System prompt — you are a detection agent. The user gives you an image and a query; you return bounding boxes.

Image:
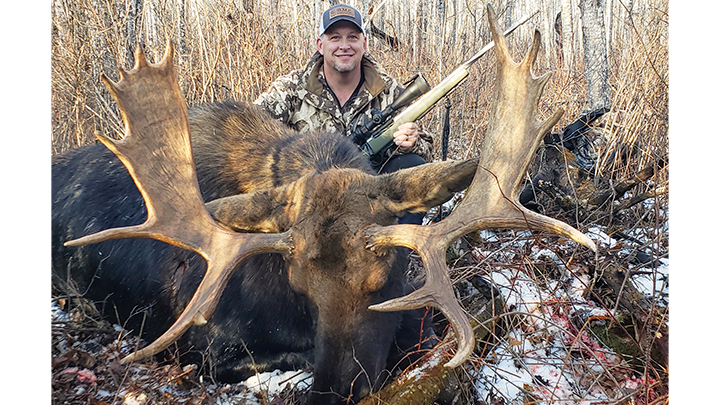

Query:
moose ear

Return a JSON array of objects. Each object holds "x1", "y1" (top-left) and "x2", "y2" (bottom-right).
[
  {"x1": 378, "y1": 158, "x2": 478, "y2": 215},
  {"x1": 205, "y1": 187, "x2": 292, "y2": 233}
]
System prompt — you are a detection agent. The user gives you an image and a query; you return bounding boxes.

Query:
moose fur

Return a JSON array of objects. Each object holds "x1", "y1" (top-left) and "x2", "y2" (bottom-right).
[{"x1": 52, "y1": 100, "x2": 477, "y2": 404}]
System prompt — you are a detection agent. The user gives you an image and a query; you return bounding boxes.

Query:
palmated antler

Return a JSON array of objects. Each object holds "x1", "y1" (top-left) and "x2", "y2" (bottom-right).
[
  {"x1": 366, "y1": 4, "x2": 597, "y2": 368},
  {"x1": 65, "y1": 42, "x2": 292, "y2": 364}
]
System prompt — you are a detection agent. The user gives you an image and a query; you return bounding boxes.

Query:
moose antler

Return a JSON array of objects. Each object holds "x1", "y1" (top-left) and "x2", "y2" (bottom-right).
[
  {"x1": 366, "y1": 4, "x2": 597, "y2": 368},
  {"x1": 65, "y1": 42, "x2": 292, "y2": 364}
]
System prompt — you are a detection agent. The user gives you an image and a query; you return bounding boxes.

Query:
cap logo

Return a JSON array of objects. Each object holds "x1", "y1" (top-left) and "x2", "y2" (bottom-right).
[
  {"x1": 329, "y1": 6, "x2": 355, "y2": 19},
  {"x1": 319, "y1": 4, "x2": 364, "y2": 37}
]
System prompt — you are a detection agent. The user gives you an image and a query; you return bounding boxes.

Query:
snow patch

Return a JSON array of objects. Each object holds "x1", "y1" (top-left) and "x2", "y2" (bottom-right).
[
  {"x1": 214, "y1": 370, "x2": 312, "y2": 405},
  {"x1": 474, "y1": 225, "x2": 667, "y2": 403},
  {"x1": 631, "y1": 257, "x2": 669, "y2": 299},
  {"x1": 586, "y1": 226, "x2": 617, "y2": 248}
]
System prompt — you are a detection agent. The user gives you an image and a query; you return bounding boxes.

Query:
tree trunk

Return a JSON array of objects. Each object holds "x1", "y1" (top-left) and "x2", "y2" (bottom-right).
[
  {"x1": 413, "y1": 0, "x2": 428, "y2": 67},
  {"x1": 176, "y1": 1, "x2": 188, "y2": 73},
  {"x1": 589, "y1": 262, "x2": 668, "y2": 370},
  {"x1": 560, "y1": 0, "x2": 574, "y2": 68},
  {"x1": 356, "y1": 351, "x2": 454, "y2": 405},
  {"x1": 605, "y1": 0, "x2": 613, "y2": 54},
  {"x1": 437, "y1": 0, "x2": 447, "y2": 73},
  {"x1": 450, "y1": 0, "x2": 457, "y2": 51},
  {"x1": 272, "y1": 0, "x2": 282, "y2": 57},
  {"x1": 554, "y1": 11, "x2": 563, "y2": 65},
  {"x1": 357, "y1": 276, "x2": 505, "y2": 405},
  {"x1": 579, "y1": 0, "x2": 611, "y2": 111},
  {"x1": 125, "y1": 0, "x2": 143, "y2": 66},
  {"x1": 539, "y1": 0, "x2": 555, "y2": 66},
  {"x1": 505, "y1": 0, "x2": 514, "y2": 32},
  {"x1": 588, "y1": 163, "x2": 661, "y2": 207}
]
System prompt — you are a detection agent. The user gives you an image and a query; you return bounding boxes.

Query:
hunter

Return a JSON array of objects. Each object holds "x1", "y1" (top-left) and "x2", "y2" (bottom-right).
[{"x1": 254, "y1": 4, "x2": 433, "y2": 186}]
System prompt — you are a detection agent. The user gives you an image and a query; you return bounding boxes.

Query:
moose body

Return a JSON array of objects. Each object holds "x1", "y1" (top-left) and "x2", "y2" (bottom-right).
[{"x1": 52, "y1": 101, "x2": 468, "y2": 402}]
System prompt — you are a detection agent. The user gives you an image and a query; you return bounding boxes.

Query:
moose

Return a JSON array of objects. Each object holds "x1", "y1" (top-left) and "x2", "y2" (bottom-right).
[{"x1": 51, "y1": 6, "x2": 595, "y2": 404}]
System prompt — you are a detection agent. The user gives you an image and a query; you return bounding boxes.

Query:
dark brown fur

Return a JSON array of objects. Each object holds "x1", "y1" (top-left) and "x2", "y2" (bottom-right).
[{"x1": 189, "y1": 101, "x2": 373, "y2": 200}]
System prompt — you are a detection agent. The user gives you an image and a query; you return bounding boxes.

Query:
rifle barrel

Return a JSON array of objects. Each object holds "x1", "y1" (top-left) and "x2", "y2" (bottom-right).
[
  {"x1": 361, "y1": 9, "x2": 540, "y2": 158},
  {"x1": 463, "y1": 9, "x2": 540, "y2": 68}
]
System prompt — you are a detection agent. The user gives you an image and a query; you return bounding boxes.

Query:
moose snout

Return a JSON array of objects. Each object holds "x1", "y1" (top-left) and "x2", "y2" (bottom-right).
[
  {"x1": 307, "y1": 306, "x2": 399, "y2": 404},
  {"x1": 307, "y1": 349, "x2": 380, "y2": 405}
]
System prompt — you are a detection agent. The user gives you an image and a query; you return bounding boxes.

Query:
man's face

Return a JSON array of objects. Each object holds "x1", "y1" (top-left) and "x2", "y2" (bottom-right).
[{"x1": 317, "y1": 21, "x2": 367, "y2": 74}]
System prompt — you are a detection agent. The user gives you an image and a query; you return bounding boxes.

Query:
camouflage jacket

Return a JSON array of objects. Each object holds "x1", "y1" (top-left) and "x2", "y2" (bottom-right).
[{"x1": 254, "y1": 52, "x2": 434, "y2": 161}]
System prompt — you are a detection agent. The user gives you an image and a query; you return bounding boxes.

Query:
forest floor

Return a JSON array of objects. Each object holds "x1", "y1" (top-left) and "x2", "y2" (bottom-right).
[
  {"x1": 51, "y1": 195, "x2": 668, "y2": 405},
  {"x1": 51, "y1": 135, "x2": 669, "y2": 405}
]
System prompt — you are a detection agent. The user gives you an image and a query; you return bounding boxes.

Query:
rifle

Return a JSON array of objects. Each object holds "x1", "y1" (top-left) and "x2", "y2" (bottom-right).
[{"x1": 352, "y1": 9, "x2": 540, "y2": 169}]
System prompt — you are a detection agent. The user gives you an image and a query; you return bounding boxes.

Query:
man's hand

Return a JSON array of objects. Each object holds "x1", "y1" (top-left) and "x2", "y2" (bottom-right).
[{"x1": 392, "y1": 122, "x2": 419, "y2": 152}]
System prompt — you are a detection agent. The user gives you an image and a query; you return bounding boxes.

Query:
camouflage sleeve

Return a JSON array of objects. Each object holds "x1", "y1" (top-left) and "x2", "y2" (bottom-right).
[
  {"x1": 412, "y1": 128, "x2": 435, "y2": 162},
  {"x1": 253, "y1": 70, "x2": 303, "y2": 126}
]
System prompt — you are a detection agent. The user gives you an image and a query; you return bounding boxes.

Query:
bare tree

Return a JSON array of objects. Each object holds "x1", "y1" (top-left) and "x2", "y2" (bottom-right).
[
  {"x1": 271, "y1": 0, "x2": 282, "y2": 57},
  {"x1": 437, "y1": 0, "x2": 447, "y2": 72},
  {"x1": 560, "y1": 0, "x2": 575, "y2": 68},
  {"x1": 176, "y1": 0, "x2": 188, "y2": 74},
  {"x1": 605, "y1": 0, "x2": 613, "y2": 52},
  {"x1": 538, "y1": 0, "x2": 556, "y2": 66},
  {"x1": 414, "y1": 0, "x2": 428, "y2": 66},
  {"x1": 125, "y1": 0, "x2": 143, "y2": 65},
  {"x1": 579, "y1": 0, "x2": 611, "y2": 111},
  {"x1": 505, "y1": 0, "x2": 514, "y2": 29},
  {"x1": 449, "y1": 0, "x2": 458, "y2": 51}
]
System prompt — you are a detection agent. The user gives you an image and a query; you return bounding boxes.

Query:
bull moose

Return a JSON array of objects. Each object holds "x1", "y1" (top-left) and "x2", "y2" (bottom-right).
[{"x1": 51, "y1": 6, "x2": 596, "y2": 404}]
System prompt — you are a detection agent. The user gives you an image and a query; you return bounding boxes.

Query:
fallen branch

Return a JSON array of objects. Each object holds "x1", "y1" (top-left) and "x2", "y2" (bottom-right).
[
  {"x1": 358, "y1": 350, "x2": 455, "y2": 405},
  {"x1": 589, "y1": 262, "x2": 668, "y2": 370},
  {"x1": 614, "y1": 186, "x2": 667, "y2": 212},
  {"x1": 588, "y1": 162, "x2": 664, "y2": 207}
]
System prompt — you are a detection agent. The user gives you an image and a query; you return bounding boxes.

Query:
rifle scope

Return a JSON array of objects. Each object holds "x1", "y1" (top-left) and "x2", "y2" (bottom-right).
[{"x1": 350, "y1": 74, "x2": 430, "y2": 145}]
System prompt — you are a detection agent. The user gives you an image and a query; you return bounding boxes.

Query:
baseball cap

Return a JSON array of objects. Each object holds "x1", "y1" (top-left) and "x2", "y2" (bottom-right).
[{"x1": 318, "y1": 4, "x2": 365, "y2": 37}]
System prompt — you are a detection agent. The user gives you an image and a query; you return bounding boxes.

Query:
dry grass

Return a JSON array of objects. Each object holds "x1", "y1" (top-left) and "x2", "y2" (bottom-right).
[{"x1": 52, "y1": 0, "x2": 668, "y2": 178}]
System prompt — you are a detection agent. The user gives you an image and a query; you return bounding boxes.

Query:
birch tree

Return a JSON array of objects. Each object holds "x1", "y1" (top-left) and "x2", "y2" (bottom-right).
[
  {"x1": 605, "y1": 0, "x2": 613, "y2": 52},
  {"x1": 414, "y1": 0, "x2": 428, "y2": 66},
  {"x1": 505, "y1": 0, "x2": 514, "y2": 30},
  {"x1": 177, "y1": 1, "x2": 188, "y2": 73},
  {"x1": 125, "y1": 0, "x2": 143, "y2": 65},
  {"x1": 437, "y1": 0, "x2": 447, "y2": 72},
  {"x1": 272, "y1": 0, "x2": 282, "y2": 57},
  {"x1": 539, "y1": 0, "x2": 556, "y2": 66},
  {"x1": 579, "y1": 0, "x2": 611, "y2": 111},
  {"x1": 560, "y1": 0, "x2": 574, "y2": 68}
]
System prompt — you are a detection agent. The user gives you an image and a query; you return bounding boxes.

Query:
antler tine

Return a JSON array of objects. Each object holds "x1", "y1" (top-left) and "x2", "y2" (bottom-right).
[
  {"x1": 367, "y1": 4, "x2": 596, "y2": 369},
  {"x1": 368, "y1": 225, "x2": 474, "y2": 368},
  {"x1": 65, "y1": 40, "x2": 292, "y2": 364}
]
